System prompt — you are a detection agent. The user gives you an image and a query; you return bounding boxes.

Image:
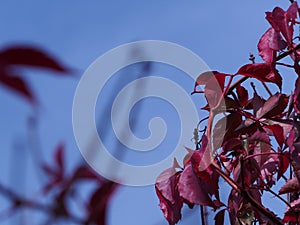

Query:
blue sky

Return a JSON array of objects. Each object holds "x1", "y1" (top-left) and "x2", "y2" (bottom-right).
[{"x1": 0, "y1": 1, "x2": 293, "y2": 225}]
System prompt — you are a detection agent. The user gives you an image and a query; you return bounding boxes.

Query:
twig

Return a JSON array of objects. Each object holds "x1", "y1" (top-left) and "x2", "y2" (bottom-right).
[
  {"x1": 200, "y1": 205, "x2": 206, "y2": 225},
  {"x1": 261, "y1": 82, "x2": 272, "y2": 97}
]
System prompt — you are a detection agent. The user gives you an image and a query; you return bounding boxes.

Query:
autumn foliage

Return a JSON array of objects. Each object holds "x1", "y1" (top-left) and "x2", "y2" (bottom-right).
[
  {"x1": 0, "y1": 46, "x2": 117, "y2": 225},
  {"x1": 156, "y1": 2, "x2": 300, "y2": 225}
]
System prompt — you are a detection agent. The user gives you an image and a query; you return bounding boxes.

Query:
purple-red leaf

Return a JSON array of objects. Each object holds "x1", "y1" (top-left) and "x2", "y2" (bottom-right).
[
  {"x1": 0, "y1": 73, "x2": 35, "y2": 103},
  {"x1": 264, "y1": 124, "x2": 284, "y2": 147},
  {"x1": 213, "y1": 112, "x2": 242, "y2": 151},
  {"x1": 248, "y1": 130, "x2": 270, "y2": 144},
  {"x1": 236, "y1": 84, "x2": 248, "y2": 107},
  {"x1": 0, "y1": 46, "x2": 68, "y2": 72},
  {"x1": 256, "y1": 93, "x2": 288, "y2": 119},
  {"x1": 214, "y1": 209, "x2": 225, "y2": 225},
  {"x1": 266, "y1": 2, "x2": 299, "y2": 46},
  {"x1": 293, "y1": 76, "x2": 300, "y2": 114},
  {"x1": 178, "y1": 163, "x2": 215, "y2": 208},
  {"x1": 258, "y1": 28, "x2": 285, "y2": 64},
  {"x1": 155, "y1": 163, "x2": 183, "y2": 225},
  {"x1": 277, "y1": 152, "x2": 290, "y2": 181},
  {"x1": 194, "y1": 71, "x2": 229, "y2": 108},
  {"x1": 236, "y1": 63, "x2": 282, "y2": 88}
]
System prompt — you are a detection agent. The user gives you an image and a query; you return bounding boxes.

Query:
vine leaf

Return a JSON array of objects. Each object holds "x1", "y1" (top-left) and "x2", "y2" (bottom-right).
[
  {"x1": 236, "y1": 63, "x2": 282, "y2": 88},
  {"x1": 0, "y1": 45, "x2": 69, "y2": 103},
  {"x1": 155, "y1": 162, "x2": 183, "y2": 225}
]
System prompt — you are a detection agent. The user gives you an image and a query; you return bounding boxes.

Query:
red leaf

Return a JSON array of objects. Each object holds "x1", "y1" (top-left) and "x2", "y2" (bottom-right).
[
  {"x1": 293, "y1": 76, "x2": 300, "y2": 114},
  {"x1": 213, "y1": 112, "x2": 242, "y2": 151},
  {"x1": 263, "y1": 124, "x2": 284, "y2": 147},
  {"x1": 251, "y1": 92, "x2": 265, "y2": 116},
  {"x1": 0, "y1": 72, "x2": 35, "y2": 103},
  {"x1": 279, "y1": 177, "x2": 300, "y2": 194},
  {"x1": 248, "y1": 130, "x2": 270, "y2": 144},
  {"x1": 267, "y1": 3, "x2": 299, "y2": 46},
  {"x1": 222, "y1": 138, "x2": 243, "y2": 153},
  {"x1": 178, "y1": 163, "x2": 215, "y2": 208},
  {"x1": 0, "y1": 46, "x2": 68, "y2": 72},
  {"x1": 277, "y1": 152, "x2": 290, "y2": 181},
  {"x1": 256, "y1": 93, "x2": 288, "y2": 119},
  {"x1": 236, "y1": 63, "x2": 282, "y2": 88},
  {"x1": 204, "y1": 73, "x2": 226, "y2": 108},
  {"x1": 195, "y1": 71, "x2": 230, "y2": 87},
  {"x1": 214, "y1": 209, "x2": 225, "y2": 225},
  {"x1": 194, "y1": 71, "x2": 229, "y2": 108},
  {"x1": 258, "y1": 28, "x2": 285, "y2": 64},
  {"x1": 41, "y1": 144, "x2": 65, "y2": 193},
  {"x1": 236, "y1": 84, "x2": 248, "y2": 107},
  {"x1": 155, "y1": 162, "x2": 183, "y2": 225},
  {"x1": 260, "y1": 157, "x2": 277, "y2": 186}
]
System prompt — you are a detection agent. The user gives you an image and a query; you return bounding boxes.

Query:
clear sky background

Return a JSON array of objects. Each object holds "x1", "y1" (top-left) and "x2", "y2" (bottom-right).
[{"x1": 0, "y1": 1, "x2": 294, "y2": 225}]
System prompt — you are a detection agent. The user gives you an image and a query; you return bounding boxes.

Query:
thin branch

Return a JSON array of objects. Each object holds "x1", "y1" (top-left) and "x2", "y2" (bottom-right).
[
  {"x1": 261, "y1": 82, "x2": 272, "y2": 97},
  {"x1": 0, "y1": 183, "x2": 84, "y2": 225},
  {"x1": 276, "y1": 62, "x2": 295, "y2": 68},
  {"x1": 200, "y1": 205, "x2": 206, "y2": 225},
  {"x1": 265, "y1": 187, "x2": 294, "y2": 212},
  {"x1": 211, "y1": 161, "x2": 283, "y2": 225}
]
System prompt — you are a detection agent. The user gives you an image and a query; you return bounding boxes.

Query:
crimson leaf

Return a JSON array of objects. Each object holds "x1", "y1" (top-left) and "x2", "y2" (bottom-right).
[
  {"x1": 155, "y1": 163, "x2": 183, "y2": 225},
  {"x1": 0, "y1": 46, "x2": 68, "y2": 72},
  {"x1": 214, "y1": 209, "x2": 225, "y2": 225},
  {"x1": 178, "y1": 162, "x2": 215, "y2": 208},
  {"x1": 256, "y1": 93, "x2": 288, "y2": 119},
  {"x1": 236, "y1": 63, "x2": 282, "y2": 88},
  {"x1": 0, "y1": 72, "x2": 35, "y2": 103}
]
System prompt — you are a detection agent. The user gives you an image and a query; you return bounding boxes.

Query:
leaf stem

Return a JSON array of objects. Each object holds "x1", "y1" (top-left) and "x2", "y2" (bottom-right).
[{"x1": 200, "y1": 205, "x2": 206, "y2": 225}]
